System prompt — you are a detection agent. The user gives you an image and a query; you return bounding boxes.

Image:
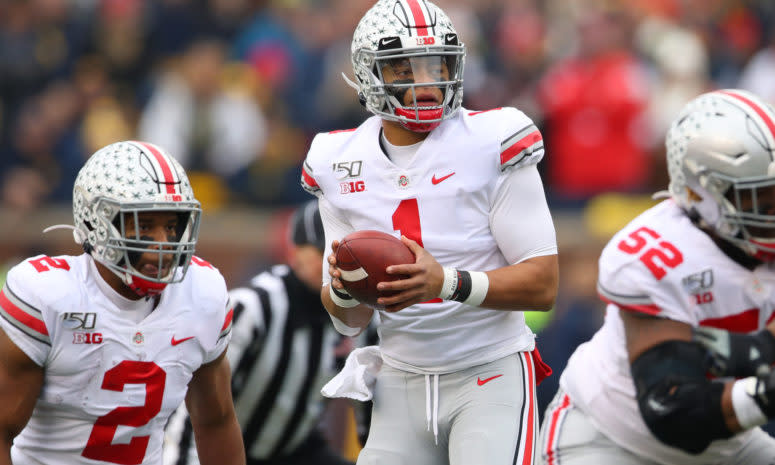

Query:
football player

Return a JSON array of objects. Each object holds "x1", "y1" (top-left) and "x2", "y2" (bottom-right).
[
  {"x1": 300, "y1": 1, "x2": 559, "y2": 464},
  {"x1": 0, "y1": 141, "x2": 245, "y2": 465},
  {"x1": 539, "y1": 89, "x2": 775, "y2": 465}
]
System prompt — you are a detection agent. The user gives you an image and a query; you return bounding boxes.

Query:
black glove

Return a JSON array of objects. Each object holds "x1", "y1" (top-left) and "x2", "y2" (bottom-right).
[
  {"x1": 692, "y1": 326, "x2": 775, "y2": 378},
  {"x1": 747, "y1": 366, "x2": 775, "y2": 418}
]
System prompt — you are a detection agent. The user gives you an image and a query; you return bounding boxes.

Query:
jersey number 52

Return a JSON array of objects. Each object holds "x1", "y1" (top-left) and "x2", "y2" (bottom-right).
[{"x1": 617, "y1": 226, "x2": 683, "y2": 280}]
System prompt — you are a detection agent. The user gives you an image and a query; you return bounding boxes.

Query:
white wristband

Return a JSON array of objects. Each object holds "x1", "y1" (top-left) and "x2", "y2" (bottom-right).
[
  {"x1": 437, "y1": 267, "x2": 489, "y2": 307},
  {"x1": 438, "y1": 267, "x2": 458, "y2": 300},
  {"x1": 328, "y1": 314, "x2": 362, "y2": 336},
  {"x1": 329, "y1": 285, "x2": 360, "y2": 308},
  {"x1": 732, "y1": 377, "x2": 768, "y2": 429},
  {"x1": 466, "y1": 271, "x2": 489, "y2": 306}
]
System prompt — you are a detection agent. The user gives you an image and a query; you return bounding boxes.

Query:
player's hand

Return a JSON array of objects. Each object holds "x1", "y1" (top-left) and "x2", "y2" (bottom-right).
[
  {"x1": 692, "y1": 326, "x2": 775, "y2": 378},
  {"x1": 741, "y1": 366, "x2": 775, "y2": 419},
  {"x1": 376, "y1": 235, "x2": 444, "y2": 312},
  {"x1": 327, "y1": 240, "x2": 346, "y2": 291}
]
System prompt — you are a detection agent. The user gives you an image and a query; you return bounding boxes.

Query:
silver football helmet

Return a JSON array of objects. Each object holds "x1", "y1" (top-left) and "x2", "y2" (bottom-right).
[
  {"x1": 347, "y1": 0, "x2": 465, "y2": 132},
  {"x1": 72, "y1": 141, "x2": 201, "y2": 296},
  {"x1": 667, "y1": 89, "x2": 775, "y2": 261}
]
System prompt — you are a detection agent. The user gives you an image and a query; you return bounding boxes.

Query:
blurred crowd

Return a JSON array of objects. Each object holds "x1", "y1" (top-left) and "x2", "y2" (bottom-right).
[
  {"x1": 4, "y1": 0, "x2": 775, "y2": 212},
  {"x1": 3, "y1": 0, "x2": 775, "y2": 428}
]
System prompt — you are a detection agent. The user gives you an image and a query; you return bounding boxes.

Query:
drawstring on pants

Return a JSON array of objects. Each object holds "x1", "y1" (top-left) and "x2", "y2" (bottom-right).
[{"x1": 424, "y1": 374, "x2": 439, "y2": 445}]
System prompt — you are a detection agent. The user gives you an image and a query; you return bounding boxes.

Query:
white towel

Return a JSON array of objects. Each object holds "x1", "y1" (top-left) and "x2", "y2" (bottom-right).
[{"x1": 321, "y1": 345, "x2": 383, "y2": 401}]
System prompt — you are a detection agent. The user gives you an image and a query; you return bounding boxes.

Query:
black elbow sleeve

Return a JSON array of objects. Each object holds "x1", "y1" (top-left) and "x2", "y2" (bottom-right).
[{"x1": 631, "y1": 340, "x2": 733, "y2": 454}]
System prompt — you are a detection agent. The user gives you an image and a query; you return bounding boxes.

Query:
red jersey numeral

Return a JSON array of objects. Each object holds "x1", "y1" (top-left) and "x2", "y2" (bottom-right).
[
  {"x1": 392, "y1": 198, "x2": 424, "y2": 247},
  {"x1": 392, "y1": 199, "x2": 443, "y2": 303},
  {"x1": 81, "y1": 361, "x2": 166, "y2": 465},
  {"x1": 28, "y1": 256, "x2": 70, "y2": 272},
  {"x1": 616, "y1": 226, "x2": 683, "y2": 280}
]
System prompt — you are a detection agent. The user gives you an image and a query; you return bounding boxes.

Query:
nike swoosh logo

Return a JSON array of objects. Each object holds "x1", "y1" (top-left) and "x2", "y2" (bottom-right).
[
  {"x1": 477, "y1": 374, "x2": 503, "y2": 386},
  {"x1": 432, "y1": 172, "x2": 455, "y2": 185},
  {"x1": 171, "y1": 336, "x2": 195, "y2": 346},
  {"x1": 380, "y1": 37, "x2": 399, "y2": 46}
]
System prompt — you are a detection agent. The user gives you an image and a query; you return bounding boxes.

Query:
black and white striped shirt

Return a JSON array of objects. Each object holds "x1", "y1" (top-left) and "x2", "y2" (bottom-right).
[{"x1": 164, "y1": 264, "x2": 341, "y2": 464}]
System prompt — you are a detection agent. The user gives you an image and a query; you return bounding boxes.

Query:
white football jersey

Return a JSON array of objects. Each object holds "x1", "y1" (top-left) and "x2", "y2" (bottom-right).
[
  {"x1": 302, "y1": 108, "x2": 557, "y2": 373},
  {"x1": 560, "y1": 200, "x2": 775, "y2": 464},
  {"x1": 0, "y1": 254, "x2": 233, "y2": 465}
]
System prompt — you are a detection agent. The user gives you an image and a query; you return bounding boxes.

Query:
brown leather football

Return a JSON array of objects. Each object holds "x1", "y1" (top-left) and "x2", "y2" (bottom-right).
[{"x1": 335, "y1": 230, "x2": 415, "y2": 307}]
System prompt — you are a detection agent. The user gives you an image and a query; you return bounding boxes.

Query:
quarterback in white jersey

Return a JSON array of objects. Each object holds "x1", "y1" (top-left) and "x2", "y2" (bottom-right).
[
  {"x1": 540, "y1": 90, "x2": 775, "y2": 465},
  {"x1": 0, "y1": 141, "x2": 244, "y2": 465},
  {"x1": 302, "y1": 2, "x2": 558, "y2": 465}
]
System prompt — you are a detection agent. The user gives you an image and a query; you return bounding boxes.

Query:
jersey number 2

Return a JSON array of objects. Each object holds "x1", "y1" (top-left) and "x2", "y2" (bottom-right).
[
  {"x1": 82, "y1": 361, "x2": 166, "y2": 465},
  {"x1": 617, "y1": 226, "x2": 683, "y2": 280}
]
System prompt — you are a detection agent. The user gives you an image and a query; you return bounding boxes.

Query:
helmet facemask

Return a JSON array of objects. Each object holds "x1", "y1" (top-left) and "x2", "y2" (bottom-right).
[
  {"x1": 356, "y1": 41, "x2": 465, "y2": 132},
  {"x1": 78, "y1": 193, "x2": 202, "y2": 297},
  {"x1": 716, "y1": 175, "x2": 775, "y2": 260}
]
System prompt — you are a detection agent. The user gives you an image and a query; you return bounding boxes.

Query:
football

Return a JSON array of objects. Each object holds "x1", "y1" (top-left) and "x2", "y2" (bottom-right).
[{"x1": 335, "y1": 230, "x2": 415, "y2": 307}]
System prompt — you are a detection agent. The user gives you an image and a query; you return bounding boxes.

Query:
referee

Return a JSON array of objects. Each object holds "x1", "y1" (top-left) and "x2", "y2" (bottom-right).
[{"x1": 165, "y1": 200, "x2": 354, "y2": 465}]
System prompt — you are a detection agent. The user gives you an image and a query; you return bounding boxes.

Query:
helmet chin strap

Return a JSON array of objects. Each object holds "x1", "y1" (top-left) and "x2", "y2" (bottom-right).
[
  {"x1": 394, "y1": 107, "x2": 443, "y2": 132},
  {"x1": 126, "y1": 272, "x2": 168, "y2": 297}
]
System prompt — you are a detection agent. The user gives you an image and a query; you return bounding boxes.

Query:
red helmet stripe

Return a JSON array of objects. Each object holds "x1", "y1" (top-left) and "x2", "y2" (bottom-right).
[
  {"x1": 404, "y1": 0, "x2": 429, "y2": 36},
  {"x1": 718, "y1": 90, "x2": 775, "y2": 145},
  {"x1": 134, "y1": 141, "x2": 178, "y2": 194}
]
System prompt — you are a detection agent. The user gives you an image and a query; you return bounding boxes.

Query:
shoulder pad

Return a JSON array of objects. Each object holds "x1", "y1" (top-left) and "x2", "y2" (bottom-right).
[
  {"x1": 465, "y1": 107, "x2": 544, "y2": 171},
  {"x1": 0, "y1": 255, "x2": 76, "y2": 345}
]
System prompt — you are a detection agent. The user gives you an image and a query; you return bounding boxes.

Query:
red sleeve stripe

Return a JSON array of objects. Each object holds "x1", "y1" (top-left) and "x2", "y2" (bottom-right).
[
  {"x1": 301, "y1": 163, "x2": 321, "y2": 193},
  {"x1": 0, "y1": 287, "x2": 50, "y2": 345},
  {"x1": 219, "y1": 308, "x2": 234, "y2": 339},
  {"x1": 500, "y1": 125, "x2": 543, "y2": 168},
  {"x1": 598, "y1": 292, "x2": 661, "y2": 316},
  {"x1": 718, "y1": 90, "x2": 775, "y2": 143},
  {"x1": 597, "y1": 282, "x2": 660, "y2": 315}
]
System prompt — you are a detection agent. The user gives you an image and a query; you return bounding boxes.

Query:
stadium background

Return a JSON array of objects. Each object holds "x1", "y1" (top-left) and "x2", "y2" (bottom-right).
[{"x1": 2, "y1": 0, "x2": 775, "y2": 453}]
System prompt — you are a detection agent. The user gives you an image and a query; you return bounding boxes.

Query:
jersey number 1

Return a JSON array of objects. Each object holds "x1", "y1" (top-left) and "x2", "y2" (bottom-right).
[
  {"x1": 82, "y1": 361, "x2": 166, "y2": 465},
  {"x1": 392, "y1": 198, "x2": 423, "y2": 247}
]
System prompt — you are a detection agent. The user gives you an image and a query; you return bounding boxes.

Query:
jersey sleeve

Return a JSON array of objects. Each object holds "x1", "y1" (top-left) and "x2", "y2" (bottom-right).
[
  {"x1": 188, "y1": 260, "x2": 233, "y2": 364},
  {"x1": 0, "y1": 257, "x2": 59, "y2": 366},
  {"x1": 494, "y1": 107, "x2": 545, "y2": 172},
  {"x1": 596, "y1": 229, "x2": 692, "y2": 324},
  {"x1": 490, "y1": 164, "x2": 557, "y2": 264},
  {"x1": 300, "y1": 133, "x2": 328, "y2": 197}
]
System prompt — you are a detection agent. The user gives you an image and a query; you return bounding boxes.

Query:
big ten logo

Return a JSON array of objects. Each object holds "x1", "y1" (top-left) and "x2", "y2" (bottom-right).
[
  {"x1": 416, "y1": 37, "x2": 436, "y2": 45},
  {"x1": 63, "y1": 312, "x2": 97, "y2": 330},
  {"x1": 73, "y1": 332, "x2": 103, "y2": 344},
  {"x1": 694, "y1": 292, "x2": 715, "y2": 305},
  {"x1": 333, "y1": 160, "x2": 363, "y2": 180},
  {"x1": 340, "y1": 181, "x2": 366, "y2": 194}
]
